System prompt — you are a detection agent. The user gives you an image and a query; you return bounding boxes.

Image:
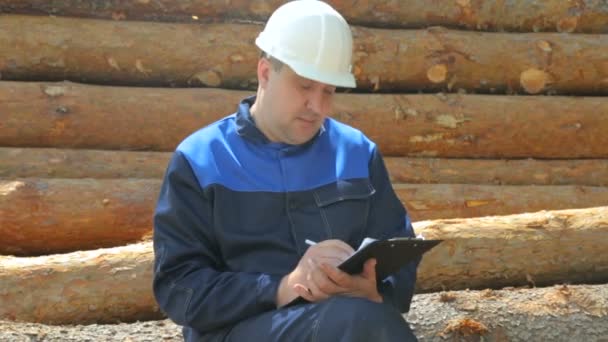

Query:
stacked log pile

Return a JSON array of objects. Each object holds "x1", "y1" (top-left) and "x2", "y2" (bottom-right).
[
  {"x1": 1, "y1": 1, "x2": 607, "y2": 340},
  {"x1": 1, "y1": 206, "x2": 606, "y2": 325}
]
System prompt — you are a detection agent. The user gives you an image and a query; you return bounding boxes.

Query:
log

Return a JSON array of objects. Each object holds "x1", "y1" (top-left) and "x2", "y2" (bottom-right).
[
  {"x1": 0, "y1": 242, "x2": 162, "y2": 324},
  {"x1": 0, "y1": 179, "x2": 158, "y2": 256},
  {"x1": 2, "y1": 16, "x2": 608, "y2": 94},
  {"x1": 0, "y1": 148, "x2": 170, "y2": 179},
  {"x1": 1, "y1": 0, "x2": 607, "y2": 33},
  {"x1": 1, "y1": 207, "x2": 606, "y2": 325},
  {"x1": 395, "y1": 184, "x2": 608, "y2": 221},
  {"x1": 415, "y1": 207, "x2": 608, "y2": 292},
  {"x1": 1, "y1": 286, "x2": 606, "y2": 340},
  {"x1": 2, "y1": 82, "x2": 608, "y2": 158},
  {"x1": 2, "y1": 178, "x2": 608, "y2": 255},
  {"x1": 0, "y1": 82, "x2": 241, "y2": 152},
  {"x1": 346, "y1": 89, "x2": 608, "y2": 157},
  {"x1": 385, "y1": 157, "x2": 608, "y2": 187},
  {"x1": 406, "y1": 284, "x2": 608, "y2": 341},
  {"x1": 3, "y1": 147, "x2": 608, "y2": 187}
]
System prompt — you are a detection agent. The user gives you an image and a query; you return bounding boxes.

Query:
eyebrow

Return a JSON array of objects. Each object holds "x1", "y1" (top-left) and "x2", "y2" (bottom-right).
[{"x1": 292, "y1": 71, "x2": 335, "y2": 91}]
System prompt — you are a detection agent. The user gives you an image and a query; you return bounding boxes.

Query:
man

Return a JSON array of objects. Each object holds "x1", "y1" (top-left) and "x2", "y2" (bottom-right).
[{"x1": 153, "y1": 1, "x2": 419, "y2": 341}]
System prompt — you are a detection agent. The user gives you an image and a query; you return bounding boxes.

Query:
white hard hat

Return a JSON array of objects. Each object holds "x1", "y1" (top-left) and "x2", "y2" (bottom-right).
[{"x1": 255, "y1": 0, "x2": 357, "y2": 88}]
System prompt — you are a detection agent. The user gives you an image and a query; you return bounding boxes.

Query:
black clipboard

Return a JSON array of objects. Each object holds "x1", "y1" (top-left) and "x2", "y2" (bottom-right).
[
  {"x1": 339, "y1": 238, "x2": 442, "y2": 281},
  {"x1": 285, "y1": 237, "x2": 442, "y2": 307}
]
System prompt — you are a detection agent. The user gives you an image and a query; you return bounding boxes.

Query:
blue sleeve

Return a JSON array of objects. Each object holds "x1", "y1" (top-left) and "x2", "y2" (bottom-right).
[
  {"x1": 153, "y1": 151, "x2": 282, "y2": 333},
  {"x1": 366, "y1": 148, "x2": 419, "y2": 313}
]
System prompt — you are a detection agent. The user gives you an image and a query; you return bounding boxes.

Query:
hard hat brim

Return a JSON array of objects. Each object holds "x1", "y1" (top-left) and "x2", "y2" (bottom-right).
[{"x1": 287, "y1": 59, "x2": 357, "y2": 89}]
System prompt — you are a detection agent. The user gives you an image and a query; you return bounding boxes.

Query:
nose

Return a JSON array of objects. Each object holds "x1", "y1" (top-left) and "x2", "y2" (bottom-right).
[{"x1": 305, "y1": 88, "x2": 327, "y2": 115}]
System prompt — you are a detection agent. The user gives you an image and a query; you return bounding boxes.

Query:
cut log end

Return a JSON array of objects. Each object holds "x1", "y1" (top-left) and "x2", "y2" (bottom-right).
[
  {"x1": 189, "y1": 70, "x2": 222, "y2": 87},
  {"x1": 439, "y1": 318, "x2": 489, "y2": 338},
  {"x1": 427, "y1": 64, "x2": 448, "y2": 83},
  {"x1": 557, "y1": 17, "x2": 578, "y2": 33},
  {"x1": 536, "y1": 40, "x2": 552, "y2": 53},
  {"x1": 520, "y1": 68, "x2": 550, "y2": 94}
]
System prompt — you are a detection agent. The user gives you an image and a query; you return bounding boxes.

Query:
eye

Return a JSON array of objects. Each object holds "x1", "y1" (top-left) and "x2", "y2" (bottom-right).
[
  {"x1": 300, "y1": 82, "x2": 312, "y2": 90},
  {"x1": 324, "y1": 87, "x2": 336, "y2": 95}
]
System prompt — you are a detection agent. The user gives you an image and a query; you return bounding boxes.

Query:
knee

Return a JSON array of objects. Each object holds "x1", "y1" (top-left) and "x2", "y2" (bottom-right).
[
  {"x1": 316, "y1": 296, "x2": 416, "y2": 342},
  {"x1": 323, "y1": 296, "x2": 403, "y2": 327}
]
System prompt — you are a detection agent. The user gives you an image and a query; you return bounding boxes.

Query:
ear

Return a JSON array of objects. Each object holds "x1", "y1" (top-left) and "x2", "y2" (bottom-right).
[{"x1": 257, "y1": 58, "x2": 272, "y2": 88}]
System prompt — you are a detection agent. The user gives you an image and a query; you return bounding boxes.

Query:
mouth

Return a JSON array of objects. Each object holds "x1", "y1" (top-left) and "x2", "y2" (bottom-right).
[
  {"x1": 296, "y1": 116, "x2": 318, "y2": 125},
  {"x1": 297, "y1": 118, "x2": 315, "y2": 123}
]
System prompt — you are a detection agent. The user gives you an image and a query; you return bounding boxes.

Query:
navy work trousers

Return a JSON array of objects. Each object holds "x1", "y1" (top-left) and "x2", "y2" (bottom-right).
[{"x1": 189, "y1": 296, "x2": 418, "y2": 342}]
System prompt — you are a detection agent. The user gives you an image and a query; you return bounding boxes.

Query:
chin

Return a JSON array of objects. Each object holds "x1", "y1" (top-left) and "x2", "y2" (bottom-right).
[
  {"x1": 289, "y1": 134, "x2": 315, "y2": 145},
  {"x1": 288, "y1": 126, "x2": 321, "y2": 145}
]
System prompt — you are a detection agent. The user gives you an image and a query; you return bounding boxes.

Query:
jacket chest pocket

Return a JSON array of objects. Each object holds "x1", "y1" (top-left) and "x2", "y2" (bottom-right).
[{"x1": 313, "y1": 179, "x2": 375, "y2": 242}]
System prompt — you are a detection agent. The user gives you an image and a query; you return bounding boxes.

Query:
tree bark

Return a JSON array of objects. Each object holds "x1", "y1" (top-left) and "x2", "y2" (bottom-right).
[
  {"x1": 1, "y1": 207, "x2": 606, "y2": 325},
  {"x1": 385, "y1": 157, "x2": 608, "y2": 187},
  {"x1": 0, "y1": 0, "x2": 607, "y2": 33},
  {"x1": 415, "y1": 207, "x2": 608, "y2": 292},
  {"x1": 3, "y1": 147, "x2": 608, "y2": 187},
  {"x1": 2, "y1": 178, "x2": 607, "y2": 255},
  {"x1": 1, "y1": 16, "x2": 607, "y2": 94},
  {"x1": 396, "y1": 184, "x2": 608, "y2": 221},
  {"x1": 407, "y1": 284, "x2": 608, "y2": 341},
  {"x1": 2, "y1": 81, "x2": 608, "y2": 158},
  {"x1": 0, "y1": 242, "x2": 162, "y2": 324},
  {"x1": 0, "y1": 147, "x2": 171, "y2": 179},
  {"x1": 0, "y1": 179, "x2": 157, "y2": 256}
]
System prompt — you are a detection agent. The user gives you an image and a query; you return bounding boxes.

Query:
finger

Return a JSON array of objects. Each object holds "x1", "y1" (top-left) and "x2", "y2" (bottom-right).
[
  {"x1": 301, "y1": 262, "x2": 334, "y2": 300},
  {"x1": 328, "y1": 243, "x2": 355, "y2": 259},
  {"x1": 310, "y1": 264, "x2": 348, "y2": 295},
  {"x1": 302, "y1": 257, "x2": 323, "y2": 283},
  {"x1": 307, "y1": 280, "x2": 331, "y2": 301},
  {"x1": 311, "y1": 254, "x2": 353, "y2": 270},
  {"x1": 315, "y1": 240, "x2": 355, "y2": 257},
  {"x1": 308, "y1": 248, "x2": 352, "y2": 265},
  {"x1": 319, "y1": 262, "x2": 353, "y2": 288},
  {"x1": 307, "y1": 256, "x2": 343, "y2": 277},
  {"x1": 293, "y1": 283, "x2": 315, "y2": 302},
  {"x1": 361, "y1": 258, "x2": 378, "y2": 281}
]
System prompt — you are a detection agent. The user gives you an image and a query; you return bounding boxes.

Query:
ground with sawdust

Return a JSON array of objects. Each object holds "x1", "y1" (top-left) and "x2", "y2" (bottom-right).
[{"x1": 1, "y1": 284, "x2": 606, "y2": 342}]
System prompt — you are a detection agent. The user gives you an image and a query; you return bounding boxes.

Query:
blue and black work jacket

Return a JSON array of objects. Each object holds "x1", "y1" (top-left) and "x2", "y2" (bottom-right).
[{"x1": 153, "y1": 96, "x2": 418, "y2": 337}]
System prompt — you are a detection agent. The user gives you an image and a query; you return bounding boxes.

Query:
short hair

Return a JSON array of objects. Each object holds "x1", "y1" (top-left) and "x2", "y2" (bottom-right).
[{"x1": 260, "y1": 51, "x2": 284, "y2": 72}]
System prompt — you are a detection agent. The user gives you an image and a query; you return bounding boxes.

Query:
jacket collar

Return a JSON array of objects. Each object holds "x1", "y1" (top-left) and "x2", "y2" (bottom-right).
[{"x1": 235, "y1": 95, "x2": 325, "y2": 150}]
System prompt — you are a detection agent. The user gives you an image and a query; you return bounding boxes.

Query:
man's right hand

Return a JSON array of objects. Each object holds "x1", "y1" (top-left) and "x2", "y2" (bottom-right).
[{"x1": 276, "y1": 239, "x2": 353, "y2": 307}]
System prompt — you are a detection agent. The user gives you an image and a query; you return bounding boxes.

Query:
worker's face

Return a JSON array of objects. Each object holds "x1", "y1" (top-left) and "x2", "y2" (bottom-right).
[{"x1": 255, "y1": 58, "x2": 336, "y2": 145}]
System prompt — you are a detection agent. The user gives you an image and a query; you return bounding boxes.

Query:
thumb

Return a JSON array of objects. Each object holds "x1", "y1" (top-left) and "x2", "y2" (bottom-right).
[{"x1": 361, "y1": 258, "x2": 377, "y2": 280}]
